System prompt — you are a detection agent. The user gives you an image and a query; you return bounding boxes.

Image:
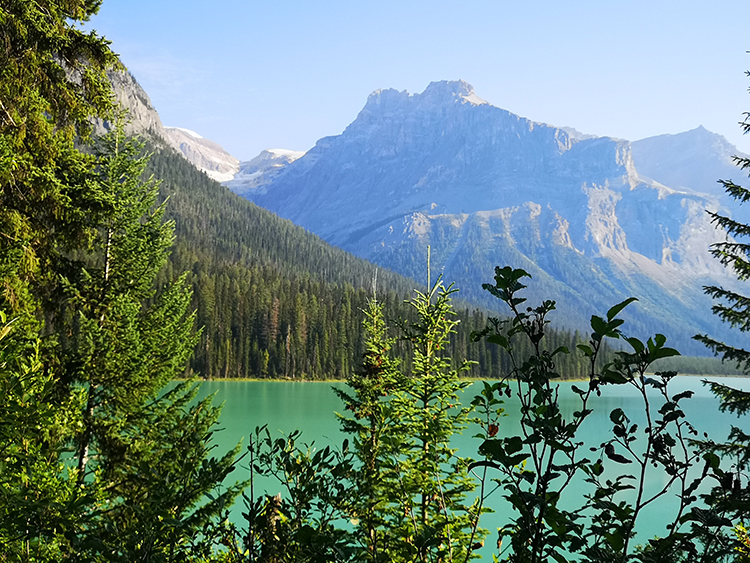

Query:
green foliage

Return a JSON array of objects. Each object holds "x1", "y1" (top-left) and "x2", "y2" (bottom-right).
[
  {"x1": 0, "y1": 310, "x2": 89, "y2": 560},
  {"x1": 0, "y1": 0, "x2": 119, "y2": 328},
  {"x1": 333, "y1": 297, "x2": 400, "y2": 561},
  {"x1": 472, "y1": 266, "x2": 724, "y2": 562},
  {"x1": 61, "y1": 130, "x2": 186, "y2": 482},
  {"x1": 229, "y1": 268, "x2": 743, "y2": 563},
  {"x1": 54, "y1": 129, "x2": 245, "y2": 560},
  {"x1": 231, "y1": 279, "x2": 483, "y2": 563},
  {"x1": 691, "y1": 70, "x2": 750, "y2": 562},
  {"x1": 0, "y1": 117, "x2": 246, "y2": 557},
  {"x1": 381, "y1": 279, "x2": 480, "y2": 563},
  {"x1": 234, "y1": 426, "x2": 355, "y2": 562}
]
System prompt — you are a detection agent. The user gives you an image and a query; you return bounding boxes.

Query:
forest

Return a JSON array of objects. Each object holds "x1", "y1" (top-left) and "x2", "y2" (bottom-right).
[{"x1": 1, "y1": 1, "x2": 749, "y2": 561}]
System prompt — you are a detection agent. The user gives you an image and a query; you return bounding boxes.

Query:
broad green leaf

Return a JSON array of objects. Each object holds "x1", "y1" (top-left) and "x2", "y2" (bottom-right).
[
  {"x1": 606, "y1": 297, "x2": 638, "y2": 321},
  {"x1": 590, "y1": 315, "x2": 607, "y2": 336},
  {"x1": 487, "y1": 333, "x2": 509, "y2": 348}
]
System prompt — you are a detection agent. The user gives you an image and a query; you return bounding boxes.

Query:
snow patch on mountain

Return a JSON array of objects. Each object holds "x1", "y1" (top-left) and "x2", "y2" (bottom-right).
[
  {"x1": 164, "y1": 127, "x2": 239, "y2": 182},
  {"x1": 168, "y1": 126, "x2": 203, "y2": 140},
  {"x1": 223, "y1": 149, "x2": 305, "y2": 196}
]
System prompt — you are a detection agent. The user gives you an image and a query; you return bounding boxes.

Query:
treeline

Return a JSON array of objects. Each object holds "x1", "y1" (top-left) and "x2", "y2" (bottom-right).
[
  {"x1": 149, "y1": 147, "x2": 595, "y2": 380},
  {"x1": 651, "y1": 355, "x2": 746, "y2": 376}
]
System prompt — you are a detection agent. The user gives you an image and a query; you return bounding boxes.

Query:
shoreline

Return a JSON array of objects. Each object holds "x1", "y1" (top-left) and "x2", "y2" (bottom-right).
[{"x1": 181, "y1": 372, "x2": 749, "y2": 384}]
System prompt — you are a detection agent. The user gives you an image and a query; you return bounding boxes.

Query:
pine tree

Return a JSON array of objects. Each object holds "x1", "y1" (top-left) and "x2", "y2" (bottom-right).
[
  {"x1": 692, "y1": 71, "x2": 750, "y2": 559},
  {"x1": 335, "y1": 297, "x2": 401, "y2": 561},
  {"x1": 57, "y1": 129, "x2": 244, "y2": 560},
  {"x1": 384, "y1": 278, "x2": 480, "y2": 563}
]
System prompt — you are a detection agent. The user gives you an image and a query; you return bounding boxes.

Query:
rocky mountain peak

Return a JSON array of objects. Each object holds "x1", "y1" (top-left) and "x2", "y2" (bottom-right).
[
  {"x1": 420, "y1": 79, "x2": 487, "y2": 106},
  {"x1": 231, "y1": 79, "x2": 736, "y2": 351},
  {"x1": 365, "y1": 87, "x2": 410, "y2": 107},
  {"x1": 363, "y1": 80, "x2": 486, "y2": 112}
]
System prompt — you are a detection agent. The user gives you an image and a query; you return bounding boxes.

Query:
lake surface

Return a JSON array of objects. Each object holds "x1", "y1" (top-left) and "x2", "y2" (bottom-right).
[{"x1": 197, "y1": 376, "x2": 749, "y2": 557}]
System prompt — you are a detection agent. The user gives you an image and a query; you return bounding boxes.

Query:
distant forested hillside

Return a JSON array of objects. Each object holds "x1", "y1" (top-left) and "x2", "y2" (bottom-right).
[{"x1": 149, "y1": 146, "x2": 594, "y2": 380}]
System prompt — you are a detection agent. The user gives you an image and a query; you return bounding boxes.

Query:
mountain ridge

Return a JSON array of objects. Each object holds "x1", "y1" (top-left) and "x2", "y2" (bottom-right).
[{"x1": 229, "y1": 80, "x2": 739, "y2": 352}]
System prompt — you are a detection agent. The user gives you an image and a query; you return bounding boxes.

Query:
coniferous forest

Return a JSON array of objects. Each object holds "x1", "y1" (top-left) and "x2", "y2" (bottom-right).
[{"x1": 2, "y1": 1, "x2": 750, "y2": 562}]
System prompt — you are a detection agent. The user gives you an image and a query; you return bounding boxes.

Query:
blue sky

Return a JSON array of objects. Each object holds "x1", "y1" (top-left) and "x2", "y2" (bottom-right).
[{"x1": 89, "y1": 1, "x2": 750, "y2": 160}]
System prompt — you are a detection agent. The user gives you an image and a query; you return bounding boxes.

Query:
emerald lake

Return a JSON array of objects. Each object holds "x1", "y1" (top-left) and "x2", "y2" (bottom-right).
[{"x1": 196, "y1": 376, "x2": 749, "y2": 557}]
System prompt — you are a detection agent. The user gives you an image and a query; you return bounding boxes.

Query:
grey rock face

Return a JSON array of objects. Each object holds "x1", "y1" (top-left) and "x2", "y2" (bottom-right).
[
  {"x1": 241, "y1": 80, "x2": 737, "y2": 351},
  {"x1": 93, "y1": 70, "x2": 170, "y2": 142},
  {"x1": 631, "y1": 126, "x2": 744, "y2": 197},
  {"x1": 98, "y1": 71, "x2": 242, "y2": 183},
  {"x1": 631, "y1": 126, "x2": 750, "y2": 226}
]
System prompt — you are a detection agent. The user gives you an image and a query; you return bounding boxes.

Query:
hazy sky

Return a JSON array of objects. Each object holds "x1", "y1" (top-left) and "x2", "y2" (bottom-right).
[{"x1": 89, "y1": 1, "x2": 750, "y2": 161}]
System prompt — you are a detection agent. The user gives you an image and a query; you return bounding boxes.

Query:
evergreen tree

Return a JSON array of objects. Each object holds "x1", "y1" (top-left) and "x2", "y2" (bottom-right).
[
  {"x1": 693, "y1": 71, "x2": 750, "y2": 560},
  {"x1": 242, "y1": 279, "x2": 483, "y2": 562},
  {"x1": 58, "y1": 129, "x2": 244, "y2": 560},
  {"x1": 0, "y1": 311, "x2": 89, "y2": 559},
  {"x1": 0, "y1": 1, "x2": 114, "y2": 557},
  {"x1": 145, "y1": 146, "x2": 600, "y2": 383},
  {"x1": 382, "y1": 279, "x2": 480, "y2": 563},
  {"x1": 335, "y1": 297, "x2": 401, "y2": 561},
  {"x1": 0, "y1": 0, "x2": 118, "y2": 329}
]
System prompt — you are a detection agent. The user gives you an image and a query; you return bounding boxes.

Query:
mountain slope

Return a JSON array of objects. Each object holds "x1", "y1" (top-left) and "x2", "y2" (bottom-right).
[
  {"x1": 95, "y1": 70, "x2": 170, "y2": 141},
  {"x1": 631, "y1": 127, "x2": 750, "y2": 229},
  {"x1": 100, "y1": 71, "x2": 241, "y2": 183},
  {"x1": 238, "y1": 80, "x2": 736, "y2": 352},
  {"x1": 631, "y1": 126, "x2": 745, "y2": 198},
  {"x1": 164, "y1": 126, "x2": 240, "y2": 182},
  {"x1": 149, "y1": 140, "x2": 598, "y2": 379},
  {"x1": 224, "y1": 149, "x2": 305, "y2": 196}
]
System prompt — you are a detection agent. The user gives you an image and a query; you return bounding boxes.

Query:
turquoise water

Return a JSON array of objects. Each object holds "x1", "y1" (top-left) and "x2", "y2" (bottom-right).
[{"x1": 197, "y1": 376, "x2": 749, "y2": 557}]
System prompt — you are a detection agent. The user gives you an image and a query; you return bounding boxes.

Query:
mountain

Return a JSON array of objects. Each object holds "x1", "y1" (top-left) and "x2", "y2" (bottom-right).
[
  {"x1": 235, "y1": 80, "x2": 737, "y2": 352},
  {"x1": 149, "y1": 143, "x2": 594, "y2": 380},
  {"x1": 100, "y1": 70, "x2": 593, "y2": 380},
  {"x1": 95, "y1": 70, "x2": 170, "y2": 141},
  {"x1": 224, "y1": 149, "x2": 305, "y2": 196},
  {"x1": 631, "y1": 127, "x2": 750, "y2": 223},
  {"x1": 631, "y1": 126, "x2": 744, "y2": 197},
  {"x1": 164, "y1": 127, "x2": 240, "y2": 182},
  {"x1": 98, "y1": 71, "x2": 241, "y2": 183}
]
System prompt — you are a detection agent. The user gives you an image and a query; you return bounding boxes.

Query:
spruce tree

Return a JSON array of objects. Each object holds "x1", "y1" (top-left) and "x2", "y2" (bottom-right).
[
  {"x1": 0, "y1": 311, "x2": 89, "y2": 559},
  {"x1": 58, "y1": 129, "x2": 244, "y2": 560},
  {"x1": 0, "y1": 1, "x2": 114, "y2": 557},
  {"x1": 0, "y1": 0, "x2": 118, "y2": 328},
  {"x1": 693, "y1": 71, "x2": 750, "y2": 559},
  {"x1": 335, "y1": 296, "x2": 401, "y2": 561},
  {"x1": 383, "y1": 278, "x2": 480, "y2": 563}
]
